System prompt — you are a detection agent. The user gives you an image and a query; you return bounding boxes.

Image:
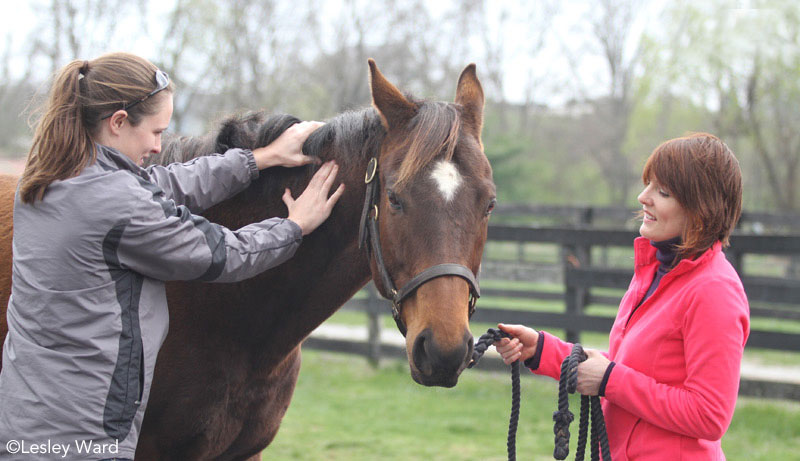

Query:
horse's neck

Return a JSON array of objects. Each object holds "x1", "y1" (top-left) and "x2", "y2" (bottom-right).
[
  {"x1": 271, "y1": 138, "x2": 379, "y2": 345},
  {"x1": 227, "y1": 124, "x2": 381, "y2": 360}
]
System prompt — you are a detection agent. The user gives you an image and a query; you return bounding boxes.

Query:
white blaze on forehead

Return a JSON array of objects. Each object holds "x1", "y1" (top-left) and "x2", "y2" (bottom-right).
[{"x1": 429, "y1": 160, "x2": 462, "y2": 202}]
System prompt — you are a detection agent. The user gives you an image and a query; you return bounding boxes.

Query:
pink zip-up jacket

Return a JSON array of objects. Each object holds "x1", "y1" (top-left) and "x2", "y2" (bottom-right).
[{"x1": 532, "y1": 237, "x2": 749, "y2": 460}]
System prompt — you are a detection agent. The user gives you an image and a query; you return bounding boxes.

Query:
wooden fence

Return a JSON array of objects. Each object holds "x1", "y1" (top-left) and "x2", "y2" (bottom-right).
[{"x1": 304, "y1": 206, "x2": 800, "y2": 399}]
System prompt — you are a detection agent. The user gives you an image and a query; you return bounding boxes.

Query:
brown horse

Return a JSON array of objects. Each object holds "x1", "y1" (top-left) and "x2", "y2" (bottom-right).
[{"x1": 0, "y1": 60, "x2": 494, "y2": 460}]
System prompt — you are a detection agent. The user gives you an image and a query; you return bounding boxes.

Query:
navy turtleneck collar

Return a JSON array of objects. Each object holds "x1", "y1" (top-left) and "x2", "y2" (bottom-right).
[{"x1": 650, "y1": 236, "x2": 681, "y2": 269}]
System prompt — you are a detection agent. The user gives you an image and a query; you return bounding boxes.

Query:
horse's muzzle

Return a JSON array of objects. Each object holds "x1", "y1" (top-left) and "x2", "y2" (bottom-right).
[{"x1": 410, "y1": 328, "x2": 474, "y2": 387}]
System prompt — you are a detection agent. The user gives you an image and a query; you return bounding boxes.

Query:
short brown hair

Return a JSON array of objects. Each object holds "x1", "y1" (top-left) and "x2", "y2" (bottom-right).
[
  {"x1": 642, "y1": 133, "x2": 742, "y2": 259},
  {"x1": 20, "y1": 52, "x2": 175, "y2": 203}
]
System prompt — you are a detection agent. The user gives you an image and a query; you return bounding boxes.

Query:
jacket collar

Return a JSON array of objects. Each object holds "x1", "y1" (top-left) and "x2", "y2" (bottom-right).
[
  {"x1": 95, "y1": 144, "x2": 147, "y2": 176},
  {"x1": 634, "y1": 236, "x2": 722, "y2": 276},
  {"x1": 95, "y1": 144, "x2": 150, "y2": 181}
]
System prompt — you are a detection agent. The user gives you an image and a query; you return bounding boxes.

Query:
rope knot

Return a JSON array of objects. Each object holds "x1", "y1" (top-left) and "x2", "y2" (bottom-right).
[
  {"x1": 552, "y1": 409, "x2": 574, "y2": 426},
  {"x1": 554, "y1": 445, "x2": 570, "y2": 460},
  {"x1": 552, "y1": 343, "x2": 613, "y2": 461}
]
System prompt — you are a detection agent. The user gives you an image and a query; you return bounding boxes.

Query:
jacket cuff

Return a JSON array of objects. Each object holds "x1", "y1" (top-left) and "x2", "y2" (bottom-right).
[
  {"x1": 598, "y1": 362, "x2": 616, "y2": 397},
  {"x1": 240, "y1": 149, "x2": 260, "y2": 180},
  {"x1": 523, "y1": 331, "x2": 545, "y2": 370},
  {"x1": 602, "y1": 361, "x2": 632, "y2": 403},
  {"x1": 284, "y1": 218, "x2": 304, "y2": 241}
]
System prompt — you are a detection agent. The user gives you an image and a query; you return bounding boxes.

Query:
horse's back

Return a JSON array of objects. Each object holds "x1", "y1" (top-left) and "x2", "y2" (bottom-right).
[{"x1": 0, "y1": 174, "x2": 18, "y2": 370}]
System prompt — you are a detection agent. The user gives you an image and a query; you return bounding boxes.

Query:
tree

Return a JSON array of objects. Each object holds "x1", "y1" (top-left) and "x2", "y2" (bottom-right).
[
  {"x1": 640, "y1": 0, "x2": 800, "y2": 212},
  {"x1": 554, "y1": 0, "x2": 645, "y2": 205}
]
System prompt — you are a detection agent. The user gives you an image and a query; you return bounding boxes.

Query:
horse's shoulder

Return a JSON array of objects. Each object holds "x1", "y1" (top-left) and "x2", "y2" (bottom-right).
[{"x1": 0, "y1": 175, "x2": 16, "y2": 219}]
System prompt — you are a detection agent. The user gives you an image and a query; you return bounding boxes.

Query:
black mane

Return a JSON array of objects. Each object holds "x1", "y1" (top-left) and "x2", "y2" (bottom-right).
[
  {"x1": 151, "y1": 109, "x2": 385, "y2": 207},
  {"x1": 157, "y1": 109, "x2": 385, "y2": 173}
]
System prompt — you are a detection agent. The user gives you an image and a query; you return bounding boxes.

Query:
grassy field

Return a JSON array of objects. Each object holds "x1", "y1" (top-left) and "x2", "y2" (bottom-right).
[{"x1": 263, "y1": 351, "x2": 800, "y2": 460}]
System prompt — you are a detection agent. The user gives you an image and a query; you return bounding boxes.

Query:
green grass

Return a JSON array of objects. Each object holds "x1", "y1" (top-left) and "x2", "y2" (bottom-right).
[{"x1": 264, "y1": 351, "x2": 800, "y2": 460}]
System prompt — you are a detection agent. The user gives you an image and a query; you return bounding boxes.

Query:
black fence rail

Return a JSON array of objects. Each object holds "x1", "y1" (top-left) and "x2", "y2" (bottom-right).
[
  {"x1": 305, "y1": 219, "x2": 800, "y2": 400},
  {"x1": 493, "y1": 203, "x2": 800, "y2": 231}
]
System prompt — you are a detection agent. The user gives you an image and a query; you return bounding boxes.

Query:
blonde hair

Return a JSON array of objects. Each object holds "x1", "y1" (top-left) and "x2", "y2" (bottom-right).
[{"x1": 20, "y1": 52, "x2": 174, "y2": 203}]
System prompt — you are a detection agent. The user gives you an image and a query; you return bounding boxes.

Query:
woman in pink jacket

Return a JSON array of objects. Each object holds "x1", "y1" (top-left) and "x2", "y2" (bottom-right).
[{"x1": 496, "y1": 133, "x2": 750, "y2": 460}]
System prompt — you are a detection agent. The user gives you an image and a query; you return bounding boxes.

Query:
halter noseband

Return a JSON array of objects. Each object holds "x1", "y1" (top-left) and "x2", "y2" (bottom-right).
[{"x1": 358, "y1": 157, "x2": 480, "y2": 336}]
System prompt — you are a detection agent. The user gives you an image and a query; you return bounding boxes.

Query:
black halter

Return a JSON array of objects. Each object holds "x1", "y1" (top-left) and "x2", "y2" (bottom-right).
[{"x1": 358, "y1": 157, "x2": 481, "y2": 336}]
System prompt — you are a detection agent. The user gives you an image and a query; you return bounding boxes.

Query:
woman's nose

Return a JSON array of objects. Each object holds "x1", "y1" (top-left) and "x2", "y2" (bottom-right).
[{"x1": 637, "y1": 188, "x2": 650, "y2": 205}]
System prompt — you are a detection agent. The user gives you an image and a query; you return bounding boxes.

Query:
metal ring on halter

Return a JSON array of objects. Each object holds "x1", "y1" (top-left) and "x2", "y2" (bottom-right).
[
  {"x1": 391, "y1": 289, "x2": 400, "y2": 316},
  {"x1": 370, "y1": 204, "x2": 379, "y2": 221},
  {"x1": 365, "y1": 158, "x2": 378, "y2": 183}
]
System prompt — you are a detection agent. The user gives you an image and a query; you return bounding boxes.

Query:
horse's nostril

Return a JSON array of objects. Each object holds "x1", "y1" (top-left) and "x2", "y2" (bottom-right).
[{"x1": 412, "y1": 329, "x2": 433, "y2": 375}]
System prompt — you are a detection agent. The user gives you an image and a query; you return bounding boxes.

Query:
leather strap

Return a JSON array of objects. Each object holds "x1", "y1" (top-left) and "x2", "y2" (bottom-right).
[{"x1": 393, "y1": 263, "x2": 480, "y2": 305}]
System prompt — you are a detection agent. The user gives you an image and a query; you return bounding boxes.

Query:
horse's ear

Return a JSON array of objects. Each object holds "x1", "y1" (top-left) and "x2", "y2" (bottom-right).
[
  {"x1": 369, "y1": 59, "x2": 417, "y2": 131},
  {"x1": 455, "y1": 63, "x2": 484, "y2": 143}
]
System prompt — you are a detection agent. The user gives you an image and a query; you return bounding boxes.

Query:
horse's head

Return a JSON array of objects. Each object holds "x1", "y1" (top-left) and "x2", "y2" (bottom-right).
[{"x1": 364, "y1": 60, "x2": 495, "y2": 387}]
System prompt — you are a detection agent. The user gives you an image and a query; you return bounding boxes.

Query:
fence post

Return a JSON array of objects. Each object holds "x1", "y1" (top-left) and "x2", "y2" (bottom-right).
[
  {"x1": 575, "y1": 208, "x2": 593, "y2": 336},
  {"x1": 725, "y1": 249, "x2": 744, "y2": 275},
  {"x1": 366, "y1": 283, "x2": 382, "y2": 367},
  {"x1": 789, "y1": 255, "x2": 800, "y2": 280},
  {"x1": 562, "y1": 244, "x2": 583, "y2": 344}
]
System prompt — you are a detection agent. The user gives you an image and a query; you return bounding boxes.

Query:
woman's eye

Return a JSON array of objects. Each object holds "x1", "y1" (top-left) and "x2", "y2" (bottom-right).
[
  {"x1": 486, "y1": 198, "x2": 497, "y2": 215},
  {"x1": 658, "y1": 189, "x2": 670, "y2": 198},
  {"x1": 387, "y1": 190, "x2": 402, "y2": 210}
]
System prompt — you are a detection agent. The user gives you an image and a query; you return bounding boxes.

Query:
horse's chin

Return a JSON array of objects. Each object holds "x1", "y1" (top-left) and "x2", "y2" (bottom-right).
[{"x1": 410, "y1": 368, "x2": 462, "y2": 388}]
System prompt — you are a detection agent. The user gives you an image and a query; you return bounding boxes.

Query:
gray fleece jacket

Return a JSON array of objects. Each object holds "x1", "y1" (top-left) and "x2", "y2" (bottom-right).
[{"x1": 0, "y1": 144, "x2": 302, "y2": 460}]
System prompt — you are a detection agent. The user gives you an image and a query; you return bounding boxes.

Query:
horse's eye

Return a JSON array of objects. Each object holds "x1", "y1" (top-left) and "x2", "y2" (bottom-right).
[
  {"x1": 486, "y1": 198, "x2": 497, "y2": 215},
  {"x1": 387, "y1": 189, "x2": 402, "y2": 210}
]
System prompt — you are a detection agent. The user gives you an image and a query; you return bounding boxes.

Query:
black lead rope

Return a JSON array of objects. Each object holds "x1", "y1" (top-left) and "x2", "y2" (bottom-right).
[
  {"x1": 553, "y1": 344, "x2": 612, "y2": 461},
  {"x1": 469, "y1": 330, "x2": 611, "y2": 461},
  {"x1": 469, "y1": 328, "x2": 519, "y2": 461}
]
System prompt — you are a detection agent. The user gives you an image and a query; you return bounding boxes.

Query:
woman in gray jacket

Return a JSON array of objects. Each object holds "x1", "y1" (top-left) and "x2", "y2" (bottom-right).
[{"x1": 0, "y1": 52, "x2": 343, "y2": 460}]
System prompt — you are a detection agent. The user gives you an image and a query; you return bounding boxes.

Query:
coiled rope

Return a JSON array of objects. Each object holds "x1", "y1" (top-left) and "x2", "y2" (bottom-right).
[
  {"x1": 469, "y1": 330, "x2": 611, "y2": 461},
  {"x1": 553, "y1": 344, "x2": 611, "y2": 461}
]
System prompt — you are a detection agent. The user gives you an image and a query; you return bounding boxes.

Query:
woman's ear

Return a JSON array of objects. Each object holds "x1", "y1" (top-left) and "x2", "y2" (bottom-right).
[{"x1": 107, "y1": 110, "x2": 129, "y2": 136}]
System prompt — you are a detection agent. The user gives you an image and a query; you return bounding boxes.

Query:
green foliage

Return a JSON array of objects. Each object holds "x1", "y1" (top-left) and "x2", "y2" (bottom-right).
[{"x1": 481, "y1": 106, "x2": 613, "y2": 205}]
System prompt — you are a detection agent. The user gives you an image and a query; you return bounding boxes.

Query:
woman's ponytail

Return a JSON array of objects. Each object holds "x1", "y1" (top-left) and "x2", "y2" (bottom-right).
[{"x1": 20, "y1": 60, "x2": 95, "y2": 203}]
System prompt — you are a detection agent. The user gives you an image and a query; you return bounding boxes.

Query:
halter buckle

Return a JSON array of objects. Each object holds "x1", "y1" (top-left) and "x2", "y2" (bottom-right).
[
  {"x1": 370, "y1": 204, "x2": 379, "y2": 221},
  {"x1": 365, "y1": 158, "x2": 378, "y2": 184}
]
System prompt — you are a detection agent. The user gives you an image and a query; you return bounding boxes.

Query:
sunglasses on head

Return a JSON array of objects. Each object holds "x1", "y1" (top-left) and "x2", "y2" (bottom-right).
[{"x1": 101, "y1": 70, "x2": 170, "y2": 120}]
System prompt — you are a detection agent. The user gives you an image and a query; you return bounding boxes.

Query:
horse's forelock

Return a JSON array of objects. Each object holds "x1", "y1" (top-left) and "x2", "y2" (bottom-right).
[{"x1": 393, "y1": 102, "x2": 461, "y2": 191}]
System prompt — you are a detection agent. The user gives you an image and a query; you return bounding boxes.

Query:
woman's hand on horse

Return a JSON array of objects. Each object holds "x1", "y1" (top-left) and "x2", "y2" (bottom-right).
[
  {"x1": 283, "y1": 161, "x2": 345, "y2": 235},
  {"x1": 576, "y1": 348, "x2": 611, "y2": 396},
  {"x1": 495, "y1": 323, "x2": 539, "y2": 365},
  {"x1": 253, "y1": 121, "x2": 325, "y2": 170}
]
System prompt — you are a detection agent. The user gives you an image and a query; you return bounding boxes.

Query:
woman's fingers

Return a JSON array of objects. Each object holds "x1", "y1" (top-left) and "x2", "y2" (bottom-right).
[
  {"x1": 326, "y1": 183, "x2": 346, "y2": 209},
  {"x1": 501, "y1": 344, "x2": 522, "y2": 364},
  {"x1": 281, "y1": 188, "x2": 294, "y2": 207},
  {"x1": 496, "y1": 338, "x2": 520, "y2": 357},
  {"x1": 307, "y1": 161, "x2": 334, "y2": 190},
  {"x1": 320, "y1": 163, "x2": 339, "y2": 193}
]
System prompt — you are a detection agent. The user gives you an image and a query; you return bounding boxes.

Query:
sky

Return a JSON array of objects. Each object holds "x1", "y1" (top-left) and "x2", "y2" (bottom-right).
[{"x1": 0, "y1": 0, "x2": 672, "y2": 107}]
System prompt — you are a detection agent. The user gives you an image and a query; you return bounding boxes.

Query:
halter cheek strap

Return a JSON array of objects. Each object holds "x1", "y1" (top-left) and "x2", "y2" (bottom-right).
[{"x1": 359, "y1": 157, "x2": 480, "y2": 336}]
